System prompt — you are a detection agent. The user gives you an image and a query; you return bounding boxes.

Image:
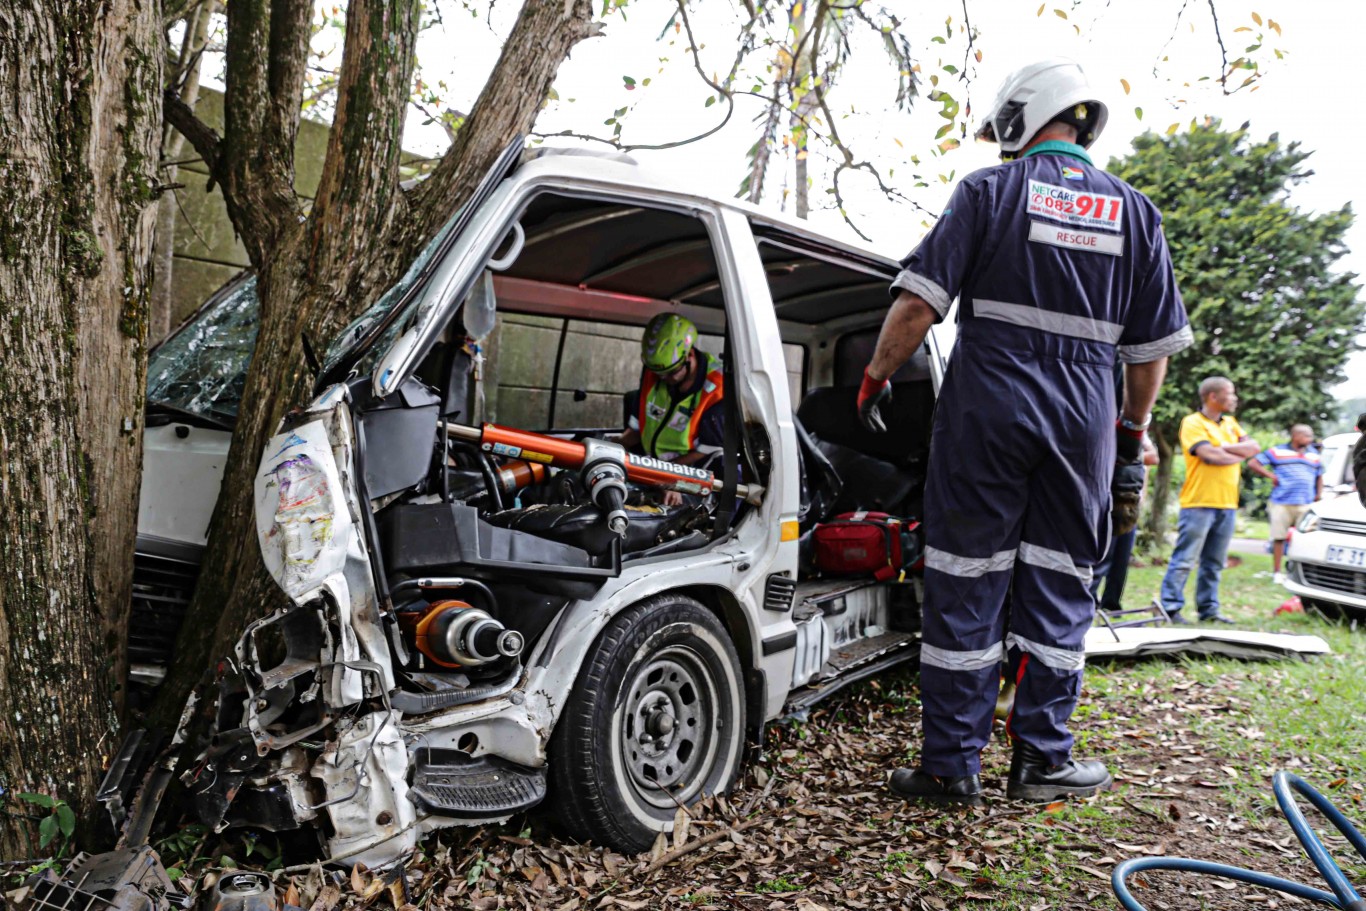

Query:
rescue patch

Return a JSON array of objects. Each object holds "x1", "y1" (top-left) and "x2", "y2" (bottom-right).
[
  {"x1": 1028, "y1": 220, "x2": 1124, "y2": 256},
  {"x1": 1027, "y1": 180, "x2": 1124, "y2": 232}
]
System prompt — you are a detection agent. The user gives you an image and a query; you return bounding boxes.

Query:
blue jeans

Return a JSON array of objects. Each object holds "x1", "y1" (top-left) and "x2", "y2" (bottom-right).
[{"x1": 1159, "y1": 507, "x2": 1237, "y2": 619}]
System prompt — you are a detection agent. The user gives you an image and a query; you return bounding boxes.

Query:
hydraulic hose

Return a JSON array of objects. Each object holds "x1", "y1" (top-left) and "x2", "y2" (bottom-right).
[{"x1": 1112, "y1": 772, "x2": 1366, "y2": 911}]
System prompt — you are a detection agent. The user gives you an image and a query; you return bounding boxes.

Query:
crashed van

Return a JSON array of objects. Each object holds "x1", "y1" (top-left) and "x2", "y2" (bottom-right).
[{"x1": 117, "y1": 143, "x2": 955, "y2": 868}]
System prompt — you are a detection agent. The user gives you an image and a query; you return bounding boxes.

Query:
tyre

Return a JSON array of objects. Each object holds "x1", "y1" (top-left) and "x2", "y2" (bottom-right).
[{"x1": 549, "y1": 592, "x2": 746, "y2": 853}]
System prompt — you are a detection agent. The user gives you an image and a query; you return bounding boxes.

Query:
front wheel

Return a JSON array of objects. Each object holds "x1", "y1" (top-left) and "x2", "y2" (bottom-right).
[{"x1": 549, "y1": 593, "x2": 746, "y2": 853}]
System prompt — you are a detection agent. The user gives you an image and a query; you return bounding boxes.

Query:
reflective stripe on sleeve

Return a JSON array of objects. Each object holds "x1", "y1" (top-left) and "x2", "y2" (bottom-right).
[
  {"x1": 1007, "y1": 633, "x2": 1086, "y2": 671},
  {"x1": 924, "y1": 546, "x2": 1017, "y2": 578},
  {"x1": 890, "y1": 270, "x2": 951, "y2": 316},
  {"x1": 973, "y1": 298, "x2": 1124, "y2": 345},
  {"x1": 921, "y1": 641, "x2": 1005, "y2": 672},
  {"x1": 1018, "y1": 541, "x2": 1094, "y2": 585},
  {"x1": 1117, "y1": 324, "x2": 1195, "y2": 363}
]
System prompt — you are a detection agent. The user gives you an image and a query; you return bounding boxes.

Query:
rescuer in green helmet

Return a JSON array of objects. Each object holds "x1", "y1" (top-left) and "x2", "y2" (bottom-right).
[{"x1": 619, "y1": 313, "x2": 726, "y2": 489}]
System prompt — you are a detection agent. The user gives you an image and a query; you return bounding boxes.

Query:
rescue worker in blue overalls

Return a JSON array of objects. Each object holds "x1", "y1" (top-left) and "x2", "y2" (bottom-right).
[{"x1": 857, "y1": 58, "x2": 1192, "y2": 805}]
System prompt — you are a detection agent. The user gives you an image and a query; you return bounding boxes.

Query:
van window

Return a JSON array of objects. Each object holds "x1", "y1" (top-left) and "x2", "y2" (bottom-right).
[
  {"x1": 833, "y1": 329, "x2": 931, "y2": 387},
  {"x1": 474, "y1": 193, "x2": 731, "y2": 434}
]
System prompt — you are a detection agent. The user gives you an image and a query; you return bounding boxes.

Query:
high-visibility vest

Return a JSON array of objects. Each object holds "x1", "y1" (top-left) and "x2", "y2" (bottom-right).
[{"x1": 637, "y1": 351, "x2": 725, "y2": 459}]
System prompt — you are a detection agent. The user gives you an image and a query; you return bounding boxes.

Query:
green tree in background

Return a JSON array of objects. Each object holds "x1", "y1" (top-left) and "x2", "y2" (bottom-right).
[{"x1": 1109, "y1": 122, "x2": 1363, "y2": 542}]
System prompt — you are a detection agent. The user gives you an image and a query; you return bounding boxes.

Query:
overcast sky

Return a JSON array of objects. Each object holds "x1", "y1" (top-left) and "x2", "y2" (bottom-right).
[{"x1": 323, "y1": 0, "x2": 1366, "y2": 397}]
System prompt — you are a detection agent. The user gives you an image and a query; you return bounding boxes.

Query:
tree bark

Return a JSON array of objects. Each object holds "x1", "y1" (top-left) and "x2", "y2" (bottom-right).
[
  {"x1": 1145, "y1": 421, "x2": 1177, "y2": 549},
  {"x1": 0, "y1": 0, "x2": 161, "y2": 855},
  {"x1": 152, "y1": 0, "x2": 218, "y2": 342},
  {"x1": 153, "y1": 0, "x2": 601, "y2": 729}
]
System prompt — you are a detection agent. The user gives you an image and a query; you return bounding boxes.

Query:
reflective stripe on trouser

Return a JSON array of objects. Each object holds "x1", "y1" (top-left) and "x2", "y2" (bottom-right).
[{"x1": 917, "y1": 331, "x2": 1110, "y2": 777}]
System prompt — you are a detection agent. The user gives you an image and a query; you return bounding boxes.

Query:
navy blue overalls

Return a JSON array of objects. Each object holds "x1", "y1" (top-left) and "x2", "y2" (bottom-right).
[{"x1": 894, "y1": 141, "x2": 1192, "y2": 777}]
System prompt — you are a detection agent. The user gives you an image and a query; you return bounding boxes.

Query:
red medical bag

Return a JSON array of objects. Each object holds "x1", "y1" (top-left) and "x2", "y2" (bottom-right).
[{"x1": 813, "y1": 511, "x2": 921, "y2": 580}]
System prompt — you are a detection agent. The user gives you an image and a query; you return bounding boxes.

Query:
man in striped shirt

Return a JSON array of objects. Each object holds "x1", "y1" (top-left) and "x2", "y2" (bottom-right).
[{"x1": 1249, "y1": 425, "x2": 1324, "y2": 584}]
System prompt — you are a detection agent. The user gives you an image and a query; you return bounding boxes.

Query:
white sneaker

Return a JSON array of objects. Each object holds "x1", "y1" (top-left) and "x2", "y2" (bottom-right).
[{"x1": 1273, "y1": 572, "x2": 1286, "y2": 585}]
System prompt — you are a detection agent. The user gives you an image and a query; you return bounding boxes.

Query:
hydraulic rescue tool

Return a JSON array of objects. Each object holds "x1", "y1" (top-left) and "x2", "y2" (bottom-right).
[{"x1": 445, "y1": 421, "x2": 763, "y2": 537}]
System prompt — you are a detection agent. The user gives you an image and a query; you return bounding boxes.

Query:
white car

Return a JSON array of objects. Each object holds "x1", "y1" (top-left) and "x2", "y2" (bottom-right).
[
  {"x1": 1317, "y1": 431, "x2": 1362, "y2": 502},
  {"x1": 1284, "y1": 490, "x2": 1366, "y2": 616}
]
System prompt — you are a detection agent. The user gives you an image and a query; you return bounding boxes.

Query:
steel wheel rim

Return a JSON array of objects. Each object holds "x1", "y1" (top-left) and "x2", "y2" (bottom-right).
[{"x1": 618, "y1": 645, "x2": 722, "y2": 809}]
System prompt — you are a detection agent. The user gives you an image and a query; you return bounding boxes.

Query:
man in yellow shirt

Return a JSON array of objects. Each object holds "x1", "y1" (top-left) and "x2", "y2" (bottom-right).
[{"x1": 1157, "y1": 377, "x2": 1261, "y2": 623}]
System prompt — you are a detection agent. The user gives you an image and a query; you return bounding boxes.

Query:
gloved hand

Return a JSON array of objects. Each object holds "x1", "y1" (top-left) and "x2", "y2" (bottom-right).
[
  {"x1": 1115, "y1": 421, "x2": 1144, "y2": 464},
  {"x1": 857, "y1": 368, "x2": 892, "y2": 433},
  {"x1": 1111, "y1": 460, "x2": 1146, "y2": 536}
]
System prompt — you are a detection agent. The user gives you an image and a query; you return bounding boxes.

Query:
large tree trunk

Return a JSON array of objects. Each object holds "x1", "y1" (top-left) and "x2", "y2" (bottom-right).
[
  {"x1": 0, "y1": 0, "x2": 161, "y2": 855},
  {"x1": 153, "y1": 0, "x2": 601, "y2": 729}
]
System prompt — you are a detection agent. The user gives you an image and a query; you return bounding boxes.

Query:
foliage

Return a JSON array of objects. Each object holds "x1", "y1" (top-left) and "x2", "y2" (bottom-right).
[
  {"x1": 10, "y1": 793, "x2": 76, "y2": 868},
  {"x1": 1109, "y1": 122, "x2": 1364, "y2": 534},
  {"x1": 1110, "y1": 122, "x2": 1362, "y2": 431}
]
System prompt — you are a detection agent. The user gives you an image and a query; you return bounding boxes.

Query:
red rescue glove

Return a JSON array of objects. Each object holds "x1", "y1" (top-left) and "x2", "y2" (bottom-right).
[{"x1": 857, "y1": 368, "x2": 893, "y2": 433}]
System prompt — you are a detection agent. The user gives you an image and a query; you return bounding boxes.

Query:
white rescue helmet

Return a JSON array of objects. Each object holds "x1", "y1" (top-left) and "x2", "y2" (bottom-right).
[{"x1": 975, "y1": 57, "x2": 1108, "y2": 157}]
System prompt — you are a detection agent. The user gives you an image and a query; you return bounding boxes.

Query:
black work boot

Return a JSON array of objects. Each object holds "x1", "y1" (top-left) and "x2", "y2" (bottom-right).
[
  {"x1": 1007, "y1": 741, "x2": 1112, "y2": 801},
  {"x1": 888, "y1": 767, "x2": 984, "y2": 807}
]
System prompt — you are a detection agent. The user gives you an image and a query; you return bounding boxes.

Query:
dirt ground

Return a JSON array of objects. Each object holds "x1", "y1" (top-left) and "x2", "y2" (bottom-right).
[{"x1": 266, "y1": 659, "x2": 1359, "y2": 911}]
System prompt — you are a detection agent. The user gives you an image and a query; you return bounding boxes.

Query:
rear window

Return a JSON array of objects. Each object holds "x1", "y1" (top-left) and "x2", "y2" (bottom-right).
[{"x1": 833, "y1": 328, "x2": 931, "y2": 387}]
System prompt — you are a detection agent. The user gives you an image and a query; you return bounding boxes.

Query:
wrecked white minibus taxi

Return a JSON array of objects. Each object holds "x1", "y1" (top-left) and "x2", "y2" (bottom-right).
[{"x1": 111, "y1": 143, "x2": 955, "y2": 870}]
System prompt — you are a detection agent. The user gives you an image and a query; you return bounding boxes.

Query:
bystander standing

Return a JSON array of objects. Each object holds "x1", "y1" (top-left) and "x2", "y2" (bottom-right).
[
  {"x1": 1248, "y1": 425, "x2": 1323, "y2": 584},
  {"x1": 1156, "y1": 377, "x2": 1260, "y2": 624}
]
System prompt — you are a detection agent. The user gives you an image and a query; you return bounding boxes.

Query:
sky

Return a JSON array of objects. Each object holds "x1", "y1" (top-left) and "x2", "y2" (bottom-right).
[{"x1": 294, "y1": 0, "x2": 1366, "y2": 398}]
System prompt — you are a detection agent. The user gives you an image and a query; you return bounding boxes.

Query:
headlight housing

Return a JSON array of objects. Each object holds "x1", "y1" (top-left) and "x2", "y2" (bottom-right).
[{"x1": 1297, "y1": 509, "x2": 1320, "y2": 534}]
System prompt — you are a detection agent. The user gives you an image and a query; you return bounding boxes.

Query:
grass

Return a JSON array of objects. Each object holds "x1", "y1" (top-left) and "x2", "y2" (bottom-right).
[
  {"x1": 1236, "y1": 515, "x2": 1271, "y2": 542},
  {"x1": 921, "y1": 551, "x2": 1366, "y2": 909},
  {"x1": 1106, "y1": 552, "x2": 1366, "y2": 787}
]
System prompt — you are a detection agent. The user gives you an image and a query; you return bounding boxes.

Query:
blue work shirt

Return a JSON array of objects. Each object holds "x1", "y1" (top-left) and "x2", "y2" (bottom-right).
[
  {"x1": 1256, "y1": 443, "x2": 1323, "y2": 505},
  {"x1": 892, "y1": 141, "x2": 1192, "y2": 367}
]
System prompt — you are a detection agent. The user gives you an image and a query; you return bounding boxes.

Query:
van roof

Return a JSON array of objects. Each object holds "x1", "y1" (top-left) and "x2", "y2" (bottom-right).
[{"x1": 517, "y1": 146, "x2": 899, "y2": 269}]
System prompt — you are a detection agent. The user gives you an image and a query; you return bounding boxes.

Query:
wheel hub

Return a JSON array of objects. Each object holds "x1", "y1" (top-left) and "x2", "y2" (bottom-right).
[{"x1": 621, "y1": 651, "x2": 716, "y2": 800}]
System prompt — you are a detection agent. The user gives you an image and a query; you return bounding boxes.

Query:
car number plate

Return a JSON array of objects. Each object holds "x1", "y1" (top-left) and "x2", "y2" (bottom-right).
[{"x1": 1325, "y1": 545, "x2": 1366, "y2": 568}]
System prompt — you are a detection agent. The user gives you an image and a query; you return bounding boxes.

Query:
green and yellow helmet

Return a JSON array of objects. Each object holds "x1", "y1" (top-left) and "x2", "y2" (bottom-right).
[{"x1": 641, "y1": 313, "x2": 697, "y2": 373}]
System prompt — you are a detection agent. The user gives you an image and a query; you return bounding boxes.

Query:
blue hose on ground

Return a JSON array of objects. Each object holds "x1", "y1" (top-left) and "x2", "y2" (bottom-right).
[{"x1": 1112, "y1": 772, "x2": 1366, "y2": 910}]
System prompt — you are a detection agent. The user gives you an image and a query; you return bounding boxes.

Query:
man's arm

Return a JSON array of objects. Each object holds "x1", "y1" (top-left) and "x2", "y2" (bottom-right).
[
  {"x1": 867, "y1": 291, "x2": 939, "y2": 381},
  {"x1": 1120, "y1": 359, "x2": 1167, "y2": 427},
  {"x1": 1248, "y1": 460, "x2": 1279, "y2": 485},
  {"x1": 1193, "y1": 441, "x2": 1261, "y2": 465}
]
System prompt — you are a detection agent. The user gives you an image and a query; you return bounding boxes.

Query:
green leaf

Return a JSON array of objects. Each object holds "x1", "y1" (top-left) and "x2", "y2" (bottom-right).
[
  {"x1": 39, "y1": 815, "x2": 58, "y2": 848},
  {"x1": 56, "y1": 804, "x2": 75, "y2": 838},
  {"x1": 704, "y1": 95, "x2": 715, "y2": 107},
  {"x1": 930, "y1": 36, "x2": 946, "y2": 44},
  {"x1": 943, "y1": 64, "x2": 958, "y2": 75},
  {"x1": 622, "y1": 75, "x2": 635, "y2": 86},
  {"x1": 17, "y1": 793, "x2": 55, "y2": 808},
  {"x1": 1134, "y1": 106, "x2": 1143, "y2": 121}
]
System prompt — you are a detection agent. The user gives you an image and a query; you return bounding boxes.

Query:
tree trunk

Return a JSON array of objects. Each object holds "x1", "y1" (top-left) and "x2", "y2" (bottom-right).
[
  {"x1": 153, "y1": 0, "x2": 601, "y2": 730},
  {"x1": 1145, "y1": 421, "x2": 1177, "y2": 549},
  {"x1": 151, "y1": 1, "x2": 218, "y2": 341},
  {"x1": 0, "y1": 0, "x2": 161, "y2": 855}
]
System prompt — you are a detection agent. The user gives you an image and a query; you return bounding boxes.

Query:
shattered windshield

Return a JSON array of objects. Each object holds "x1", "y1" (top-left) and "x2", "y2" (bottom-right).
[
  {"x1": 146, "y1": 274, "x2": 259, "y2": 426},
  {"x1": 321, "y1": 203, "x2": 467, "y2": 380}
]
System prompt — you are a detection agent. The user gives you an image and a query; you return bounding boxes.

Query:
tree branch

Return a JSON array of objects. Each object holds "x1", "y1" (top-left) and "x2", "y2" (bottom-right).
[
  {"x1": 264, "y1": 0, "x2": 314, "y2": 187},
  {"x1": 403, "y1": 0, "x2": 600, "y2": 259},
  {"x1": 162, "y1": 89, "x2": 221, "y2": 179},
  {"x1": 1206, "y1": 0, "x2": 1230, "y2": 93},
  {"x1": 221, "y1": 0, "x2": 300, "y2": 261}
]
